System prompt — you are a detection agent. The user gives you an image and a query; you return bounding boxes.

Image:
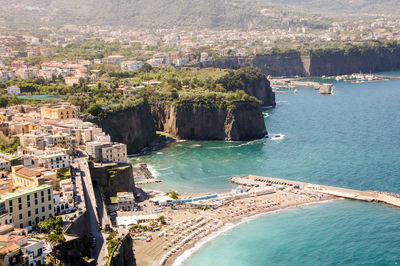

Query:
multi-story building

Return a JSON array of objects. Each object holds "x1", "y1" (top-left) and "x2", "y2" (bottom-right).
[
  {"x1": 0, "y1": 240, "x2": 27, "y2": 266},
  {"x1": 0, "y1": 180, "x2": 13, "y2": 195},
  {"x1": 46, "y1": 132, "x2": 77, "y2": 155},
  {"x1": 40, "y1": 105, "x2": 78, "y2": 121},
  {"x1": 0, "y1": 225, "x2": 45, "y2": 265},
  {"x1": 116, "y1": 192, "x2": 135, "y2": 211},
  {"x1": 120, "y1": 60, "x2": 143, "y2": 71},
  {"x1": 37, "y1": 153, "x2": 70, "y2": 169},
  {"x1": 6, "y1": 86, "x2": 21, "y2": 95},
  {"x1": 0, "y1": 202, "x2": 13, "y2": 226},
  {"x1": 0, "y1": 184, "x2": 54, "y2": 228},
  {"x1": 86, "y1": 141, "x2": 103, "y2": 162},
  {"x1": 0, "y1": 159, "x2": 10, "y2": 171},
  {"x1": 11, "y1": 166, "x2": 57, "y2": 189},
  {"x1": 26, "y1": 46, "x2": 41, "y2": 57},
  {"x1": 103, "y1": 55, "x2": 125, "y2": 64},
  {"x1": 9, "y1": 122, "x2": 39, "y2": 135},
  {"x1": 18, "y1": 134, "x2": 46, "y2": 150},
  {"x1": 101, "y1": 143, "x2": 127, "y2": 163}
]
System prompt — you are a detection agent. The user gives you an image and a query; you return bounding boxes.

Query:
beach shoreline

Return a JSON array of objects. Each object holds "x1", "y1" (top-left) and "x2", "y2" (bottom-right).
[
  {"x1": 170, "y1": 198, "x2": 340, "y2": 266},
  {"x1": 131, "y1": 175, "x2": 400, "y2": 266},
  {"x1": 132, "y1": 187, "x2": 334, "y2": 266}
]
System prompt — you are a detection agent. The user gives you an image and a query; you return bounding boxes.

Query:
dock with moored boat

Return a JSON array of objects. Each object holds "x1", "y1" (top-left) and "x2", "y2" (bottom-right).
[{"x1": 270, "y1": 78, "x2": 334, "y2": 94}]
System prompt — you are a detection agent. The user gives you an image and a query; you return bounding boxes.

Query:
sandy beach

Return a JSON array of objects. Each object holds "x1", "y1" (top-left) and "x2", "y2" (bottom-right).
[
  {"x1": 127, "y1": 175, "x2": 400, "y2": 266},
  {"x1": 132, "y1": 186, "x2": 333, "y2": 266}
]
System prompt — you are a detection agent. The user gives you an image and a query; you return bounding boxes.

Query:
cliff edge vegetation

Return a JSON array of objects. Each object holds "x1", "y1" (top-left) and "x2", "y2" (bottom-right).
[{"x1": 77, "y1": 67, "x2": 270, "y2": 153}]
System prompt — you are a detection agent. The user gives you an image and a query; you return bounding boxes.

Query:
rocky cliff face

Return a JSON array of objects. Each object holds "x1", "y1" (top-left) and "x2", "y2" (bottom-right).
[
  {"x1": 151, "y1": 102, "x2": 267, "y2": 141},
  {"x1": 240, "y1": 75, "x2": 275, "y2": 107},
  {"x1": 96, "y1": 101, "x2": 156, "y2": 154},
  {"x1": 252, "y1": 53, "x2": 309, "y2": 77},
  {"x1": 194, "y1": 53, "x2": 308, "y2": 77},
  {"x1": 89, "y1": 162, "x2": 135, "y2": 197},
  {"x1": 192, "y1": 47, "x2": 400, "y2": 77},
  {"x1": 308, "y1": 51, "x2": 400, "y2": 76},
  {"x1": 109, "y1": 235, "x2": 136, "y2": 266}
]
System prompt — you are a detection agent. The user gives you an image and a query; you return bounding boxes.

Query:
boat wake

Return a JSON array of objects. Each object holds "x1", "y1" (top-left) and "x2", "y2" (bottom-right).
[{"x1": 267, "y1": 134, "x2": 285, "y2": 140}]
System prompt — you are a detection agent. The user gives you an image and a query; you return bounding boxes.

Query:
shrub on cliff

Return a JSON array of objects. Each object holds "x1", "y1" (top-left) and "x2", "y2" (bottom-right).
[{"x1": 216, "y1": 66, "x2": 267, "y2": 92}]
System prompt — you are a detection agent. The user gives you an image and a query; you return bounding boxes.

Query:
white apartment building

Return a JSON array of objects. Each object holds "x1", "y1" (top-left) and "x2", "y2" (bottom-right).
[
  {"x1": 120, "y1": 60, "x2": 143, "y2": 71},
  {"x1": 86, "y1": 141, "x2": 103, "y2": 162},
  {"x1": 101, "y1": 143, "x2": 127, "y2": 163},
  {"x1": 7, "y1": 86, "x2": 21, "y2": 95},
  {"x1": 116, "y1": 192, "x2": 135, "y2": 211},
  {"x1": 38, "y1": 153, "x2": 70, "y2": 169}
]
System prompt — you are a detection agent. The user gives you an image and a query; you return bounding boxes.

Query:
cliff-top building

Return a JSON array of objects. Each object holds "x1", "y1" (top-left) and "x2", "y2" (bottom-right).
[{"x1": 40, "y1": 105, "x2": 78, "y2": 121}]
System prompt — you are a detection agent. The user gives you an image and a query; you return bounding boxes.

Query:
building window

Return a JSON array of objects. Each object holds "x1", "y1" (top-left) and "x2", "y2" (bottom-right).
[
  {"x1": 42, "y1": 206, "x2": 45, "y2": 212},
  {"x1": 9, "y1": 207, "x2": 12, "y2": 213},
  {"x1": 48, "y1": 189, "x2": 51, "y2": 194},
  {"x1": 35, "y1": 208, "x2": 38, "y2": 214},
  {"x1": 27, "y1": 195, "x2": 30, "y2": 200},
  {"x1": 27, "y1": 202, "x2": 30, "y2": 207},
  {"x1": 9, "y1": 200, "x2": 12, "y2": 206},
  {"x1": 28, "y1": 221, "x2": 31, "y2": 226},
  {"x1": 34, "y1": 193, "x2": 38, "y2": 198},
  {"x1": 20, "y1": 223, "x2": 23, "y2": 228},
  {"x1": 19, "y1": 214, "x2": 22, "y2": 219},
  {"x1": 41, "y1": 191, "x2": 44, "y2": 197},
  {"x1": 42, "y1": 216, "x2": 45, "y2": 221},
  {"x1": 18, "y1": 197, "x2": 21, "y2": 204},
  {"x1": 49, "y1": 204, "x2": 52, "y2": 210},
  {"x1": 19, "y1": 204, "x2": 22, "y2": 210},
  {"x1": 28, "y1": 211, "x2": 31, "y2": 217},
  {"x1": 41, "y1": 197, "x2": 44, "y2": 203},
  {"x1": 48, "y1": 195, "x2": 51, "y2": 201},
  {"x1": 35, "y1": 199, "x2": 38, "y2": 205}
]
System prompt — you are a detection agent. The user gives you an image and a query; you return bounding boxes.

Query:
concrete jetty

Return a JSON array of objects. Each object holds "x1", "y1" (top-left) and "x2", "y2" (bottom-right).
[
  {"x1": 231, "y1": 175, "x2": 400, "y2": 208},
  {"x1": 375, "y1": 75, "x2": 400, "y2": 80}
]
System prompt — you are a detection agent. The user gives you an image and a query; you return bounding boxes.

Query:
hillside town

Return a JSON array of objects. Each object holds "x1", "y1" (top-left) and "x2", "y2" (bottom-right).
[
  {"x1": 1, "y1": 15, "x2": 400, "y2": 82},
  {"x1": 0, "y1": 1, "x2": 399, "y2": 265},
  {"x1": 0, "y1": 102, "x2": 133, "y2": 265}
]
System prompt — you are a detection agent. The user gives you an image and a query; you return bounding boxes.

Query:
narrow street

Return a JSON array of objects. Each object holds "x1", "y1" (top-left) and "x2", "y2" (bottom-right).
[{"x1": 73, "y1": 157, "x2": 108, "y2": 265}]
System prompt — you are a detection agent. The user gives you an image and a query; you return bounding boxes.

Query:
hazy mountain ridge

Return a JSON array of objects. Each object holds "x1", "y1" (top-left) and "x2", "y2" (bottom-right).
[
  {"x1": 0, "y1": 0, "x2": 399, "y2": 29},
  {"x1": 268, "y1": 0, "x2": 400, "y2": 15}
]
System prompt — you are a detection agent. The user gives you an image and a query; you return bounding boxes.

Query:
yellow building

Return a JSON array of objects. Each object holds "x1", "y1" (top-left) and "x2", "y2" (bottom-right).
[
  {"x1": 0, "y1": 184, "x2": 54, "y2": 228},
  {"x1": 41, "y1": 105, "x2": 78, "y2": 120},
  {"x1": 11, "y1": 166, "x2": 58, "y2": 190},
  {"x1": 48, "y1": 132, "x2": 78, "y2": 155},
  {"x1": 9, "y1": 122, "x2": 39, "y2": 135}
]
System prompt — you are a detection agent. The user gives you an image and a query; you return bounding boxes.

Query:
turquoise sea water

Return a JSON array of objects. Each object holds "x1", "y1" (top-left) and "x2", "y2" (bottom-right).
[
  {"x1": 184, "y1": 200, "x2": 400, "y2": 266},
  {"x1": 130, "y1": 72, "x2": 400, "y2": 265}
]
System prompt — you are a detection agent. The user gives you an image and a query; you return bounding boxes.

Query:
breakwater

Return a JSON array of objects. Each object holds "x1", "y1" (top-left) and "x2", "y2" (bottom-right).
[{"x1": 231, "y1": 175, "x2": 400, "y2": 208}]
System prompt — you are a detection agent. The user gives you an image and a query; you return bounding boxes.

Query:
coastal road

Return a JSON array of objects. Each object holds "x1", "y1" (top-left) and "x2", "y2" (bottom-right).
[{"x1": 76, "y1": 157, "x2": 108, "y2": 265}]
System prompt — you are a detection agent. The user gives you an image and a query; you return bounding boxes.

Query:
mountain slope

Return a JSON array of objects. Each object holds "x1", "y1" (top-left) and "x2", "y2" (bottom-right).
[{"x1": 1, "y1": 0, "x2": 399, "y2": 29}]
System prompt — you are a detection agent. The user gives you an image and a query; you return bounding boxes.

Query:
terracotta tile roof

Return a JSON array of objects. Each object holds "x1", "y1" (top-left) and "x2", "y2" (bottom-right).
[
  {"x1": 16, "y1": 167, "x2": 41, "y2": 178},
  {"x1": 0, "y1": 242, "x2": 20, "y2": 254}
]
